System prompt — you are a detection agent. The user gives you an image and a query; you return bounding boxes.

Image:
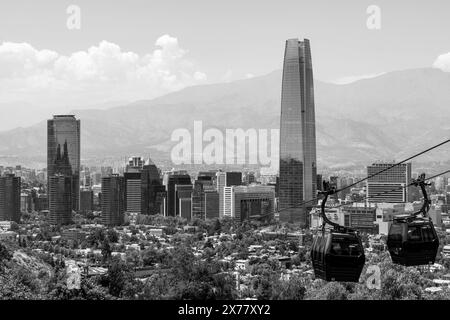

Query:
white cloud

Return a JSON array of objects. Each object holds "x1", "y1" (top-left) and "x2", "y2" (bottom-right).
[
  {"x1": 246, "y1": 73, "x2": 255, "y2": 79},
  {"x1": 332, "y1": 72, "x2": 386, "y2": 85},
  {"x1": 433, "y1": 52, "x2": 450, "y2": 72},
  {"x1": 0, "y1": 35, "x2": 207, "y2": 107}
]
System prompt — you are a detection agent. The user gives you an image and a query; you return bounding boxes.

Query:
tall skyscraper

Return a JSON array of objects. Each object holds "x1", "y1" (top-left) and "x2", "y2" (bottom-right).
[
  {"x1": 124, "y1": 157, "x2": 144, "y2": 214},
  {"x1": 0, "y1": 174, "x2": 21, "y2": 223},
  {"x1": 101, "y1": 174, "x2": 125, "y2": 226},
  {"x1": 366, "y1": 162, "x2": 412, "y2": 203},
  {"x1": 47, "y1": 115, "x2": 80, "y2": 211},
  {"x1": 279, "y1": 38, "x2": 317, "y2": 226}
]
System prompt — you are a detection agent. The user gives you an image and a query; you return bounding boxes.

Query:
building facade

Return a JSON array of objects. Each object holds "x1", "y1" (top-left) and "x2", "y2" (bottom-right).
[
  {"x1": 176, "y1": 184, "x2": 193, "y2": 221},
  {"x1": 80, "y1": 188, "x2": 94, "y2": 215},
  {"x1": 167, "y1": 172, "x2": 192, "y2": 217},
  {"x1": 366, "y1": 162, "x2": 412, "y2": 203},
  {"x1": 101, "y1": 175, "x2": 125, "y2": 226},
  {"x1": 191, "y1": 174, "x2": 216, "y2": 220},
  {"x1": 0, "y1": 174, "x2": 21, "y2": 223},
  {"x1": 141, "y1": 159, "x2": 163, "y2": 215},
  {"x1": 223, "y1": 185, "x2": 275, "y2": 222},
  {"x1": 343, "y1": 204, "x2": 377, "y2": 233},
  {"x1": 48, "y1": 174, "x2": 72, "y2": 225},
  {"x1": 124, "y1": 157, "x2": 144, "y2": 214},
  {"x1": 204, "y1": 191, "x2": 220, "y2": 220},
  {"x1": 216, "y1": 171, "x2": 242, "y2": 218}
]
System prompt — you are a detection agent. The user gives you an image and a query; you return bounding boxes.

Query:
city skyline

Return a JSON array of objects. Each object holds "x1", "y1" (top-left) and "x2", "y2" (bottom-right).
[{"x1": 0, "y1": 1, "x2": 449, "y2": 304}]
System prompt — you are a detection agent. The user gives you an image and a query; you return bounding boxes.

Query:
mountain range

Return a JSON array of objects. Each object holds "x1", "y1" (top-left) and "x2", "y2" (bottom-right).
[{"x1": 0, "y1": 67, "x2": 449, "y2": 169}]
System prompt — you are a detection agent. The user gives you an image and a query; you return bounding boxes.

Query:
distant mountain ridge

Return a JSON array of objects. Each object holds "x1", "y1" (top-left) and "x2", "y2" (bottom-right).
[{"x1": 0, "y1": 67, "x2": 449, "y2": 168}]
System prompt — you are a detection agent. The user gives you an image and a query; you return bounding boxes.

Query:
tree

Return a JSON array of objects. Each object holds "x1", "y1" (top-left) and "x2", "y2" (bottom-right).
[
  {"x1": 9, "y1": 221, "x2": 19, "y2": 232},
  {"x1": 288, "y1": 240, "x2": 299, "y2": 252},
  {"x1": 305, "y1": 281, "x2": 348, "y2": 300},
  {"x1": 125, "y1": 249, "x2": 143, "y2": 270},
  {"x1": 104, "y1": 257, "x2": 134, "y2": 297},
  {"x1": 107, "y1": 229, "x2": 119, "y2": 243},
  {"x1": 0, "y1": 243, "x2": 12, "y2": 270},
  {"x1": 271, "y1": 275, "x2": 306, "y2": 300},
  {"x1": 0, "y1": 268, "x2": 44, "y2": 300},
  {"x1": 101, "y1": 239, "x2": 112, "y2": 263},
  {"x1": 138, "y1": 272, "x2": 175, "y2": 299}
]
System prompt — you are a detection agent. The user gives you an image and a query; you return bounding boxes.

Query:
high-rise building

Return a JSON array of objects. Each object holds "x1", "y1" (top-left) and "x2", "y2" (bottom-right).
[
  {"x1": 366, "y1": 162, "x2": 412, "y2": 203},
  {"x1": 175, "y1": 184, "x2": 193, "y2": 221},
  {"x1": 223, "y1": 186, "x2": 234, "y2": 218},
  {"x1": 141, "y1": 159, "x2": 163, "y2": 215},
  {"x1": 279, "y1": 38, "x2": 317, "y2": 226},
  {"x1": 123, "y1": 156, "x2": 163, "y2": 215},
  {"x1": 124, "y1": 156, "x2": 144, "y2": 214},
  {"x1": 204, "y1": 191, "x2": 220, "y2": 220},
  {"x1": 191, "y1": 175, "x2": 215, "y2": 220},
  {"x1": 48, "y1": 174, "x2": 72, "y2": 225},
  {"x1": 34, "y1": 194, "x2": 48, "y2": 212},
  {"x1": 80, "y1": 188, "x2": 94, "y2": 215},
  {"x1": 316, "y1": 174, "x2": 323, "y2": 191},
  {"x1": 167, "y1": 172, "x2": 192, "y2": 217},
  {"x1": 122, "y1": 157, "x2": 142, "y2": 214},
  {"x1": 47, "y1": 115, "x2": 80, "y2": 211},
  {"x1": 0, "y1": 174, "x2": 21, "y2": 223},
  {"x1": 20, "y1": 192, "x2": 33, "y2": 213},
  {"x1": 216, "y1": 171, "x2": 242, "y2": 218},
  {"x1": 101, "y1": 175, "x2": 125, "y2": 226}
]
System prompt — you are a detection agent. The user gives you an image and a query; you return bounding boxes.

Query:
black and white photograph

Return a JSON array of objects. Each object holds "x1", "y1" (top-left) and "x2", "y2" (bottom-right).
[{"x1": 0, "y1": 0, "x2": 450, "y2": 311}]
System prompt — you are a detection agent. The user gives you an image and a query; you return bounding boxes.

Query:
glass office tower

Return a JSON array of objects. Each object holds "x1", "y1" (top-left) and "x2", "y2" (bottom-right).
[
  {"x1": 0, "y1": 174, "x2": 21, "y2": 223},
  {"x1": 101, "y1": 174, "x2": 126, "y2": 226},
  {"x1": 279, "y1": 38, "x2": 317, "y2": 226},
  {"x1": 47, "y1": 115, "x2": 80, "y2": 211}
]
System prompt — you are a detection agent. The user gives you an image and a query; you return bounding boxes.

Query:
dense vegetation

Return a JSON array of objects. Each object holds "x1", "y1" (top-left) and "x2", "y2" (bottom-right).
[{"x1": 1, "y1": 216, "x2": 450, "y2": 300}]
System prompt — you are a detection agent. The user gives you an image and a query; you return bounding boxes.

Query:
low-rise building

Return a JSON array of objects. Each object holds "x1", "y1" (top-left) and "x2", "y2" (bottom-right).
[{"x1": 0, "y1": 230, "x2": 17, "y2": 241}]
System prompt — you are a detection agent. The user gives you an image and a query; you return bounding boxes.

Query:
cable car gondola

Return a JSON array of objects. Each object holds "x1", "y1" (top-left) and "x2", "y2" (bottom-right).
[
  {"x1": 310, "y1": 182, "x2": 365, "y2": 282},
  {"x1": 387, "y1": 173, "x2": 439, "y2": 266}
]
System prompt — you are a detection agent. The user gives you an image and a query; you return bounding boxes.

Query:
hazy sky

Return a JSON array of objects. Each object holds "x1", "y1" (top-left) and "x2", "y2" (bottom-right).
[{"x1": 0, "y1": 0, "x2": 449, "y2": 107}]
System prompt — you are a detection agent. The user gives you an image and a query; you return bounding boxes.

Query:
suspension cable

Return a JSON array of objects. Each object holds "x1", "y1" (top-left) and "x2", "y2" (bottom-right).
[
  {"x1": 277, "y1": 139, "x2": 450, "y2": 214},
  {"x1": 334, "y1": 139, "x2": 450, "y2": 194},
  {"x1": 330, "y1": 170, "x2": 449, "y2": 210}
]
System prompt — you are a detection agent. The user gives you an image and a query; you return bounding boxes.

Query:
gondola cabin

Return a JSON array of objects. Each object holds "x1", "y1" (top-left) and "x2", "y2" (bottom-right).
[
  {"x1": 387, "y1": 216, "x2": 439, "y2": 266},
  {"x1": 311, "y1": 230, "x2": 365, "y2": 282}
]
